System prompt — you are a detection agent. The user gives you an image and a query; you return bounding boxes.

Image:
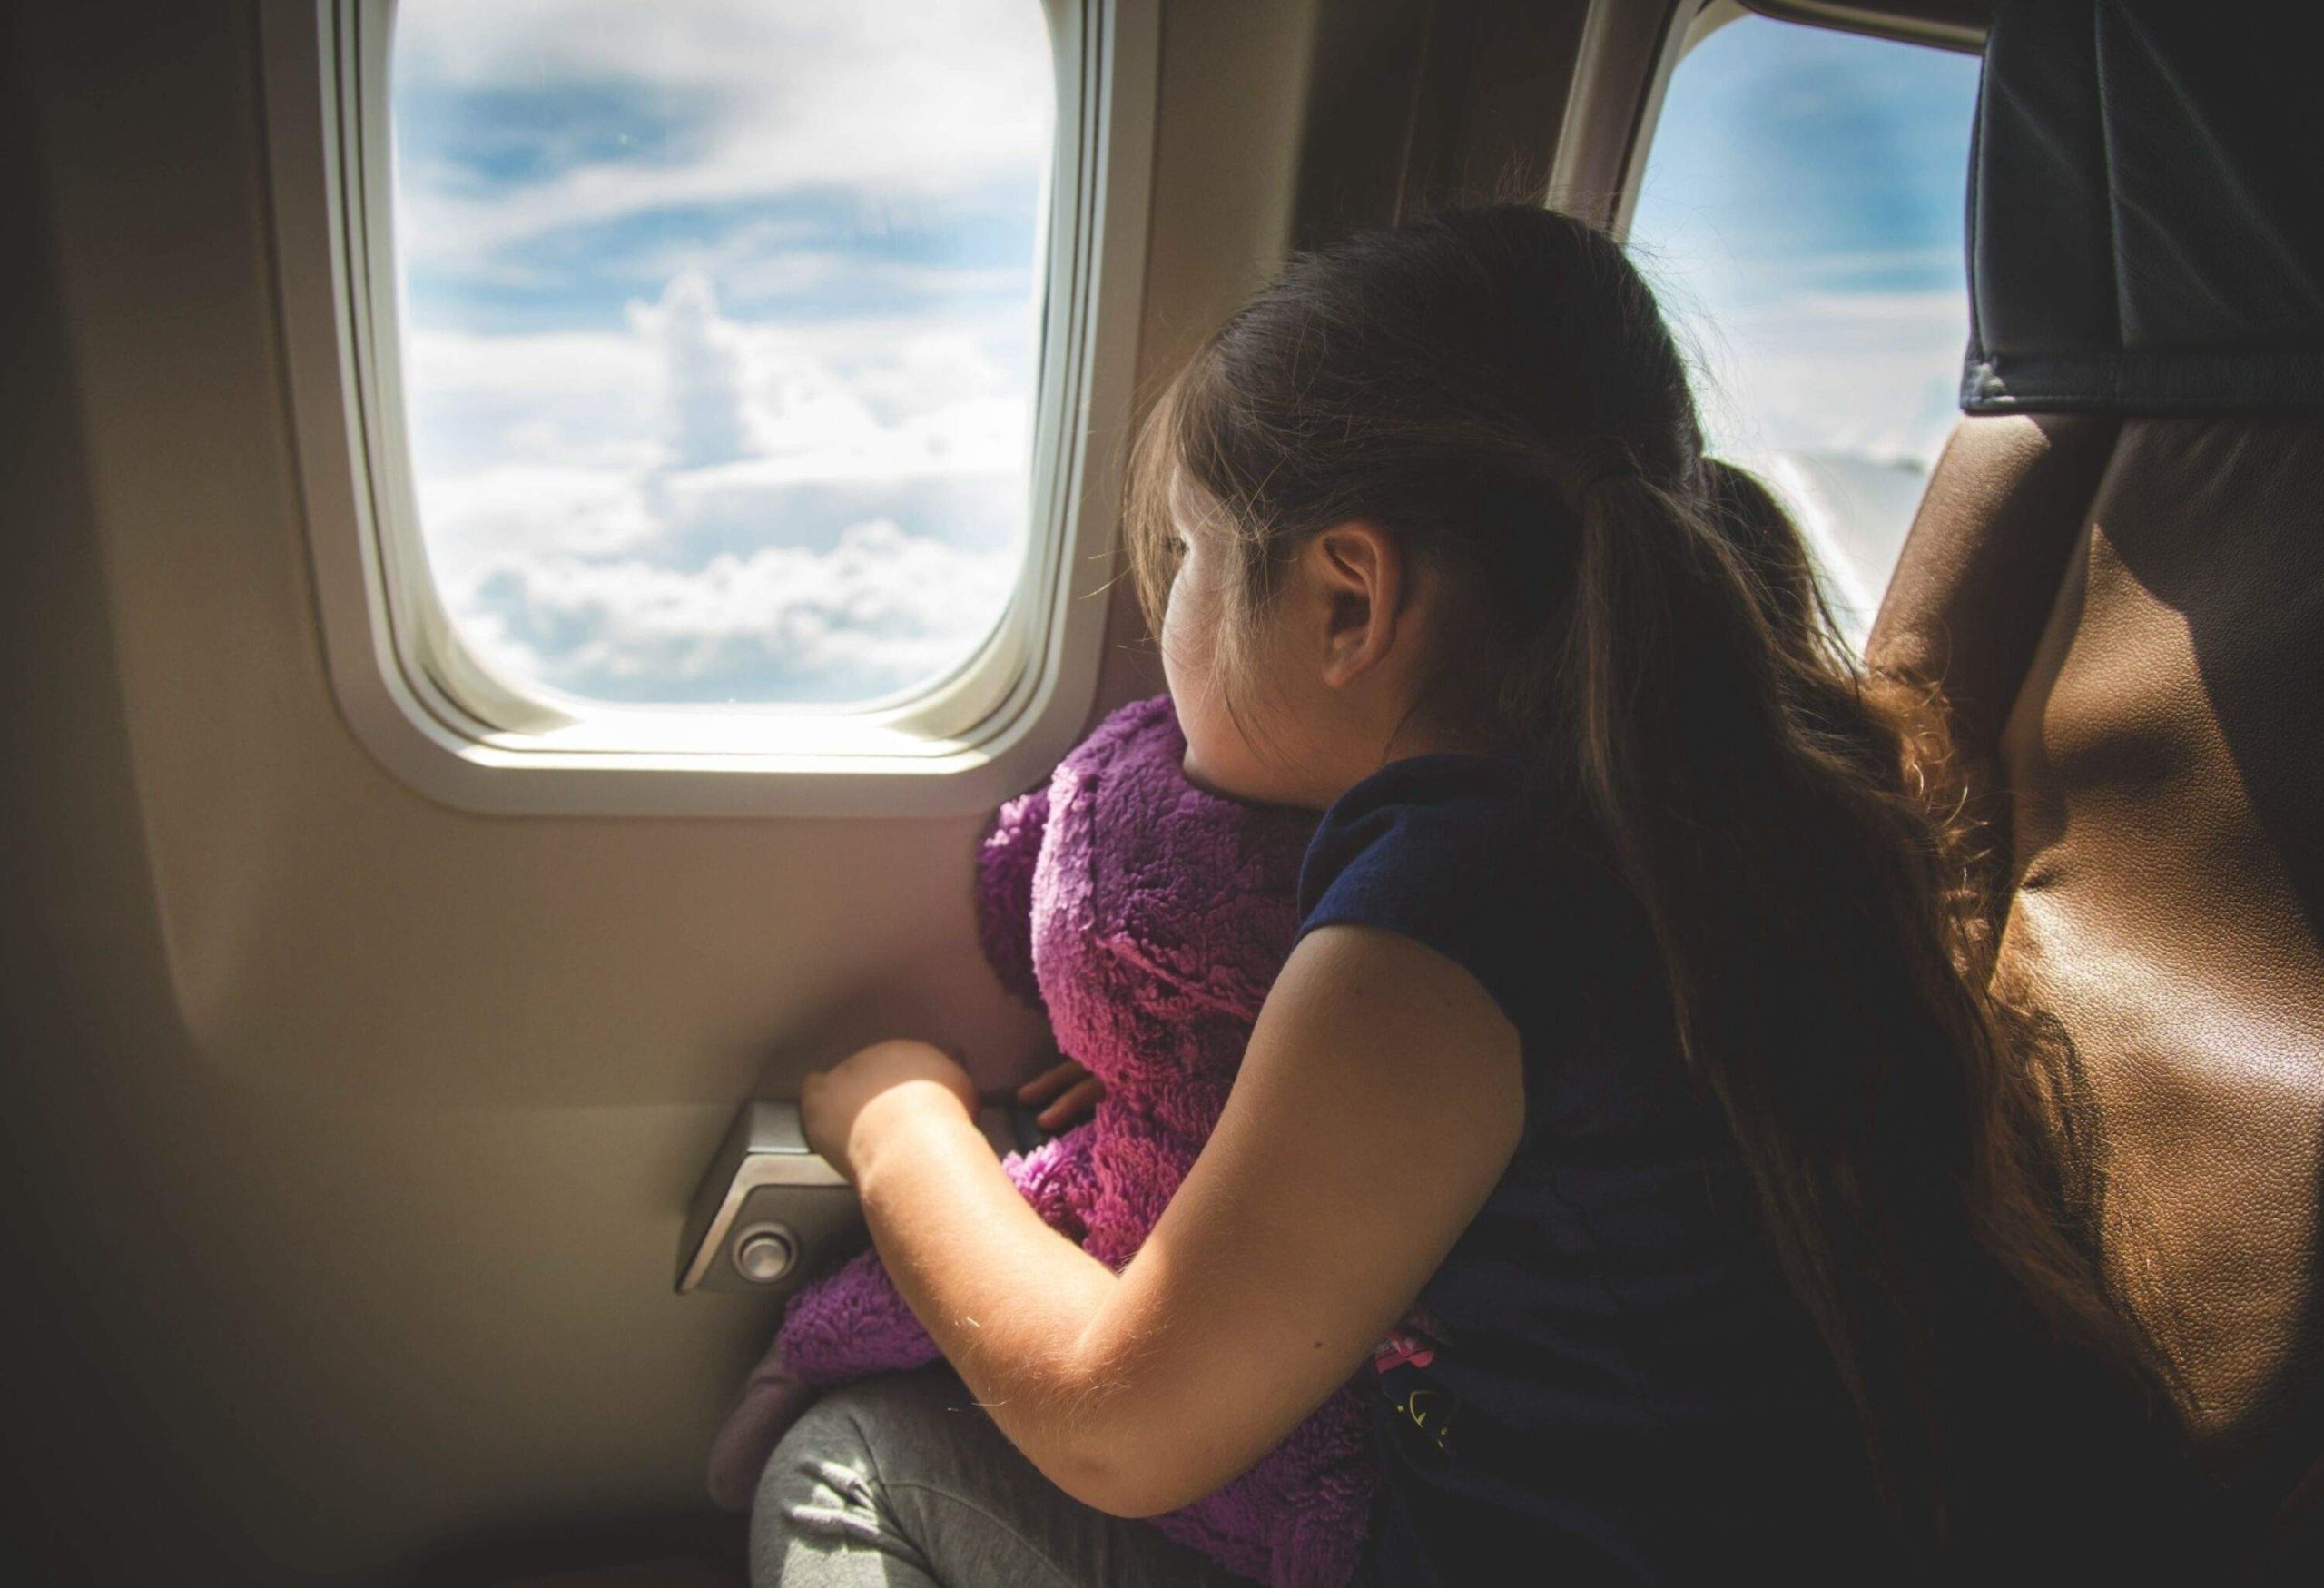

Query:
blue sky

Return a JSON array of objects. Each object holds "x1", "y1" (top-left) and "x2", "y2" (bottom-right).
[
  {"x1": 389, "y1": 6, "x2": 1979, "y2": 705},
  {"x1": 1629, "y1": 15, "x2": 1980, "y2": 634},
  {"x1": 1637, "y1": 20, "x2": 1974, "y2": 298}
]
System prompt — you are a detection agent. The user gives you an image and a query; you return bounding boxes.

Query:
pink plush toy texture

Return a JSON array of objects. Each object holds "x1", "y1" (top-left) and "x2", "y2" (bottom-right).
[{"x1": 706, "y1": 694, "x2": 1380, "y2": 1587}]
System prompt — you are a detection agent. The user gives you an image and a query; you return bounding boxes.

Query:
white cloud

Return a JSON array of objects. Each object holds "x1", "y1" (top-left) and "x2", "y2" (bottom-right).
[
  {"x1": 1662, "y1": 286, "x2": 1968, "y2": 470},
  {"x1": 391, "y1": 0, "x2": 1057, "y2": 272},
  {"x1": 629, "y1": 270, "x2": 749, "y2": 468},
  {"x1": 455, "y1": 518, "x2": 1019, "y2": 704},
  {"x1": 408, "y1": 277, "x2": 1029, "y2": 488},
  {"x1": 415, "y1": 464, "x2": 662, "y2": 570},
  {"x1": 402, "y1": 326, "x2": 662, "y2": 477},
  {"x1": 1651, "y1": 283, "x2": 1966, "y2": 646},
  {"x1": 404, "y1": 267, "x2": 1034, "y2": 705}
]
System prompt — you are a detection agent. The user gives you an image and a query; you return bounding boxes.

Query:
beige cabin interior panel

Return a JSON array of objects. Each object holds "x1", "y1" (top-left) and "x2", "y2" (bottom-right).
[{"x1": 0, "y1": 1, "x2": 1320, "y2": 1580}]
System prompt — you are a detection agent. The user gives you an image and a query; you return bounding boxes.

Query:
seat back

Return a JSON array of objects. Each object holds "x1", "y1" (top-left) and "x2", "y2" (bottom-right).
[{"x1": 1866, "y1": 0, "x2": 2324, "y2": 1532}]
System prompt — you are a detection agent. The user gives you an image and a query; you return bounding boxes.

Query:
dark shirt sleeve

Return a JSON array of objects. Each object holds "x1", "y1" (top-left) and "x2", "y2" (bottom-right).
[{"x1": 1295, "y1": 756, "x2": 1542, "y2": 1040}]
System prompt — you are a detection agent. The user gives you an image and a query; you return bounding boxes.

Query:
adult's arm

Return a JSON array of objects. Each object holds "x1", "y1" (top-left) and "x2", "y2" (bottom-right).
[{"x1": 822, "y1": 922, "x2": 1524, "y2": 1518}]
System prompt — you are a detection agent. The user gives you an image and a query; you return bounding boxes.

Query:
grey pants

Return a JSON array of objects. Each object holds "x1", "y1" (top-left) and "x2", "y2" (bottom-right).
[{"x1": 748, "y1": 1364, "x2": 1260, "y2": 1587}]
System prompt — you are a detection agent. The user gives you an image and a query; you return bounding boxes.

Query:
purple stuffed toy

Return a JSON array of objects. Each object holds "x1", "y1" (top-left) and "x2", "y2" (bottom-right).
[{"x1": 707, "y1": 694, "x2": 1381, "y2": 1588}]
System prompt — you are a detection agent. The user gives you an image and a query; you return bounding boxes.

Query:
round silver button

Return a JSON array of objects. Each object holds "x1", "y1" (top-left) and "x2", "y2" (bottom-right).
[{"x1": 732, "y1": 1223, "x2": 798, "y2": 1285}]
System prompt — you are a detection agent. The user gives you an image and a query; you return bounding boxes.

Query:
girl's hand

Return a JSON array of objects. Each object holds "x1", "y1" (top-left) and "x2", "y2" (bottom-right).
[
  {"x1": 1016, "y1": 1058, "x2": 1107, "y2": 1130},
  {"x1": 801, "y1": 1039, "x2": 980, "y2": 1184}
]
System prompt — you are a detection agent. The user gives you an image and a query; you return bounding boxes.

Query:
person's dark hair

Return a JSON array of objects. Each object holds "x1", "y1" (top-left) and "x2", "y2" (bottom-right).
[{"x1": 1126, "y1": 204, "x2": 2192, "y2": 1560}]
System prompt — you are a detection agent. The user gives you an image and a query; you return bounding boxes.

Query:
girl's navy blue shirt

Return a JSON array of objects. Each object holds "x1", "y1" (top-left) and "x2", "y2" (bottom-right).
[{"x1": 1296, "y1": 752, "x2": 1895, "y2": 1587}]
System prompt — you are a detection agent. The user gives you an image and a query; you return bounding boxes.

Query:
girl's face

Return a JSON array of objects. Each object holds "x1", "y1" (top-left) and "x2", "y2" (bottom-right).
[
  {"x1": 1155, "y1": 469, "x2": 1455, "y2": 812},
  {"x1": 1155, "y1": 472, "x2": 1358, "y2": 811},
  {"x1": 1157, "y1": 476, "x2": 1279, "y2": 804}
]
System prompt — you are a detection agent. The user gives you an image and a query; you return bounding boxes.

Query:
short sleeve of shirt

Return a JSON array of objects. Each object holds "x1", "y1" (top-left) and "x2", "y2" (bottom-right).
[{"x1": 1295, "y1": 753, "x2": 1544, "y2": 1037}]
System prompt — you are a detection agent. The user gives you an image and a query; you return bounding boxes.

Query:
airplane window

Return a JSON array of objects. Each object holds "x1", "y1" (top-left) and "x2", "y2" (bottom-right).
[
  {"x1": 1628, "y1": 14, "x2": 1979, "y2": 647},
  {"x1": 386, "y1": 0, "x2": 1056, "y2": 710}
]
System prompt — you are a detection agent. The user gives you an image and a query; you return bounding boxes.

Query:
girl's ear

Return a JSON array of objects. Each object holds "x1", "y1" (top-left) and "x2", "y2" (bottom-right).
[{"x1": 1305, "y1": 520, "x2": 1403, "y2": 689}]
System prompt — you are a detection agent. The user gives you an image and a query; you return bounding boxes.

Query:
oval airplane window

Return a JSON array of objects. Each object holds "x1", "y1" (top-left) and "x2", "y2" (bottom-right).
[
  {"x1": 385, "y1": 0, "x2": 1057, "y2": 712},
  {"x1": 1628, "y1": 11, "x2": 1980, "y2": 646}
]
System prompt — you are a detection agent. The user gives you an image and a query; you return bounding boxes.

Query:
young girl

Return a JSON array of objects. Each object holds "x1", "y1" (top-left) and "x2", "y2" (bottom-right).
[{"x1": 754, "y1": 205, "x2": 2209, "y2": 1586}]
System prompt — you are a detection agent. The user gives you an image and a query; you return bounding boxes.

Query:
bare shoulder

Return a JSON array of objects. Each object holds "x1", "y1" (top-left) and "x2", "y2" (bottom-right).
[{"x1": 1274, "y1": 923, "x2": 1523, "y2": 1047}]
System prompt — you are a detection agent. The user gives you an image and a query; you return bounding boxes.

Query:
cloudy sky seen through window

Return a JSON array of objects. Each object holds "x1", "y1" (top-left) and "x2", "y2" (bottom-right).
[
  {"x1": 389, "y1": 0, "x2": 1054, "y2": 708},
  {"x1": 388, "y1": 6, "x2": 1977, "y2": 706},
  {"x1": 1629, "y1": 15, "x2": 1980, "y2": 638}
]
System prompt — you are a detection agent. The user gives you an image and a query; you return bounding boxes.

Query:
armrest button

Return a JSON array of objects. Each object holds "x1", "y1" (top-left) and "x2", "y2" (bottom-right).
[{"x1": 733, "y1": 1223, "x2": 799, "y2": 1286}]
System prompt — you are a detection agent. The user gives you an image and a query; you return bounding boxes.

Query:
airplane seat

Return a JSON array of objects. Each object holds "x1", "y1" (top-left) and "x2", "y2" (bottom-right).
[{"x1": 1864, "y1": 2, "x2": 2324, "y2": 1573}]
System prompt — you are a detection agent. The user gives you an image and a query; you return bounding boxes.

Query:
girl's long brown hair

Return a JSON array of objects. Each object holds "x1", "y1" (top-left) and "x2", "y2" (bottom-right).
[{"x1": 1126, "y1": 205, "x2": 2194, "y2": 1563}]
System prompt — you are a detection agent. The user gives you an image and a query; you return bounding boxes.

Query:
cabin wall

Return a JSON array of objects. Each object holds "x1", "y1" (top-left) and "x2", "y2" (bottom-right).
[{"x1": 0, "y1": 2, "x2": 1319, "y2": 1581}]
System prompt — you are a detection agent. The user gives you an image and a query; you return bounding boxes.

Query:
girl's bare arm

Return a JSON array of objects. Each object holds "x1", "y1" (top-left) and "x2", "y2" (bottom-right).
[{"x1": 836, "y1": 922, "x2": 1524, "y2": 1517}]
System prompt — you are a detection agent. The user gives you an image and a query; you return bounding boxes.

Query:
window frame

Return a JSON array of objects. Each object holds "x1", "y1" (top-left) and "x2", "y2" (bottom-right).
[
  {"x1": 1600, "y1": 0, "x2": 1981, "y2": 646},
  {"x1": 1609, "y1": 0, "x2": 1982, "y2": 247},
  {"x1": 1609, "y1": 1, "x2": 1750, "y2": 246},
  {"x1": 260, "y1": 0, "x2": 1160, "y2": 817}
]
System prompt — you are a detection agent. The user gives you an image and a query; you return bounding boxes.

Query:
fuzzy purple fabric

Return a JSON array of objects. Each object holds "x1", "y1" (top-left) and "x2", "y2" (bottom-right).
[{"x1": 705, "y1": 695, "x2": 1379, "y2": 1587}]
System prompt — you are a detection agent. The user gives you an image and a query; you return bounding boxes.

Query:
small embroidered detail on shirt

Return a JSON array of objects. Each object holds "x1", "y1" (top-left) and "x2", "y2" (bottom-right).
[
  {"x1": 1388, "y1": 1384, "x2": 1460, "y2": 1458},
  {"x1": 1372, "y1": 1327, "x2": 1436, "y2": 1372},
  {"x1": 1370, "y1": 1304, "x2": 1449, "y2": 1373}
]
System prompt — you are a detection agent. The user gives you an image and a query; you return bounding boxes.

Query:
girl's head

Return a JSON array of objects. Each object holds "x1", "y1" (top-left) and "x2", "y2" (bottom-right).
[
  {"x1": 1128, "y1": 204, "x2": 1829, "y2": 808},
  {"x1": 1129, "y1": 205, "x2": 2178, "y2": 1551}
]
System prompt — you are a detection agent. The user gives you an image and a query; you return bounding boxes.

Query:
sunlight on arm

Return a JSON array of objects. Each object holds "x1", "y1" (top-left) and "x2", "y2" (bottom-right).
[{"x1": 1061, "y1": 923, "x2": 1524, "y2": 1515}]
